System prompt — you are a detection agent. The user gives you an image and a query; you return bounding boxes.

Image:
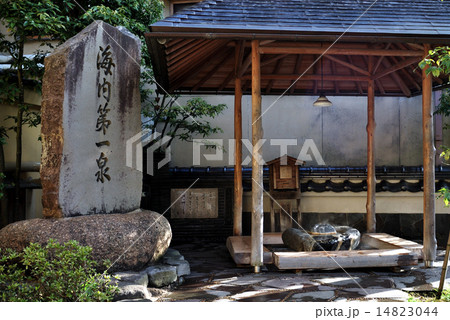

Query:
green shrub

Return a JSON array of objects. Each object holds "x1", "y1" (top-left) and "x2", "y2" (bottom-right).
[
  {"x1": 408, "y1": 289, "x2": 450, "y2": 302},
  {"x1": 0, "y1": 239, "x2": 118, "y2": 302}
]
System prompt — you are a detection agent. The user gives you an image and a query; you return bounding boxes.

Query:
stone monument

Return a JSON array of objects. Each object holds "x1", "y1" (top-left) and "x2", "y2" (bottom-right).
[
  {"x1": 40, "y1": 20, "x2": 142, "y2": 218},
  {"x1": 0, "y1": 21, "x2": 171, "y2": 272}
]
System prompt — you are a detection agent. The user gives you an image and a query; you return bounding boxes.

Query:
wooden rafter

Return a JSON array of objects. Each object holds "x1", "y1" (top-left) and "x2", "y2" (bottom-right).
[
  {"x1": 169, "y1": 40, "x2": 225, "y2": 76},
  {"x1": 192, "y1": 48, "x2": 234, "y2": 91},
  {"x1": 219, "y1": 69, "x2": 235, "y2": 91},
  {"x1": 167, "y1": 39, "x2": 208, "y2": 66},
  {"x1": 373, "y1": 43, "x2": 391, "y2": 74},
  {"x1": 165, "y1": 38, "x2": 196, "y2": 55},
  {"x1": 330, "y1": 60, "x2": 340, "y2": 94},
  {"x1": 238, "y1": 51, "x2": 252, "y2": 78},
  {"x1": 236, "y1": 40, "x2": 245, "y2": 74},
  {"x1": 325, "y1": 55, "x2": 370, "y2": 76},
  {"x1": 170, "y1": 42, "x2": 228, "y2": 89},
  {"x1": 313, "y1": 55, "x2": 319, "y2": 94},
  {"x1": 347, "y1": 56, "x2": 364, "y2": 94},
  {"x1": 243, "y1": 74, "x2": 370, "y2": 81},
  {"x1": 289, "y1": 55, "x2": 303, "y2": 94},
  {"x1": 373, "y1": 57, "x2": 422, "y2": 80},
  {"x1": 266, "y1": 57, "x2": 285, "y2": 94},
  {"x1": 389, "y1": 56, "x2": 421, "y2": 92},
  {"x1": 261, "y1": 54, "x2": 289, "y2": 67},
  {"x1": 380, "y1": 58, "x2": 411, "y2": 97},
  {"x1": 160, "y1": 37, "x2": 443, "y2": 96},
  {"x1": 259, "y1": 46, "x2": 423, "y2": 56}
]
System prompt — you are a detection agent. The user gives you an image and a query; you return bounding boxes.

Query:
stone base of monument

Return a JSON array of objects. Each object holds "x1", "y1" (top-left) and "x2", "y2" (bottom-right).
[
  {"x1": 112, "y1": 248, "x2": 191, "y2": 302},
  {"x1": 0, "y1": 209, "x2": 171, "y2": 272}
]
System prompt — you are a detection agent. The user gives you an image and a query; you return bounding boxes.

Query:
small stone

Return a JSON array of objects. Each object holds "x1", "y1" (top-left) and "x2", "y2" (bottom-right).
[
  {"x1": 114, "y1": 283, "x2": 151, "y2": 301},
  {"x1": 163, "y1": 248, "x2": 183, "y2": 259},
  {"x1": 146, "y1": 265, "x2": 177, "y2": 287},
  {"x1": 164, "y1": 258, "x2": 191, "y2": 277},
  {"x1": 114, "y1": 271, "x2": 148, "y2": 287}
]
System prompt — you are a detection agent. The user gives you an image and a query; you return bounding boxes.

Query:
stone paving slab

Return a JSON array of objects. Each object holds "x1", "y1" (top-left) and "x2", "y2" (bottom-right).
[
  {"x1": 289, "y1": 290, "x2": 336, "y2": 302},
  {"x1": 141, "y1": 243, "x2": 449, "y2": 302}
]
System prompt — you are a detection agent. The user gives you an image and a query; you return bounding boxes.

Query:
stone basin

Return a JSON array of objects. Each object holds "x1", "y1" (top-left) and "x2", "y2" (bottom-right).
[{"x1": 282, "y1": 223, "x2": 361, "y2": 252}]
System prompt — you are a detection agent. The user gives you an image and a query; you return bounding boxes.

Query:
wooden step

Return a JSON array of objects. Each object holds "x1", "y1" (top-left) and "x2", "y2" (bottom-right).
[
  {"x1": 226, "y1": 236, "x2": 273, "y2": 265},
  {"x1": 362, "y1": 233, "x2": 423, "y2": 259},
  {"x1": 273, "y1": 248, "x2": 418, "y2": 270}
]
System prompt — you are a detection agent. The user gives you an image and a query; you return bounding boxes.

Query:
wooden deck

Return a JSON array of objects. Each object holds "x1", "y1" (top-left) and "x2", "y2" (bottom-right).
[{"x1": 227, "y1": 233, "x2": 423, "y2": 270}]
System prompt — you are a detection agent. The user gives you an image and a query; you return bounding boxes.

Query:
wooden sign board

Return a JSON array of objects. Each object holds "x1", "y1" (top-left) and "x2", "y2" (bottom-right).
[{"x1": 170, "y1": 188, "x2": 218, "y2": 219}]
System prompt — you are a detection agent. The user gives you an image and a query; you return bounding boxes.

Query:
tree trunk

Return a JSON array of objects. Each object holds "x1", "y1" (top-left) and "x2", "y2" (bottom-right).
[
  {"x1": 0, "y1": 142, "x2": 5, "y2": 227},
  {"x1": 14, "y1": 40, "x2": 25, "y2": 221}
]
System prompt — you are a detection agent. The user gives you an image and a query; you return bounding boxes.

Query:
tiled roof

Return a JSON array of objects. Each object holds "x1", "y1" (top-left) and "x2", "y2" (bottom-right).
[{"x1": 152, "y1": 0, "x2": 450, "y2": 37}]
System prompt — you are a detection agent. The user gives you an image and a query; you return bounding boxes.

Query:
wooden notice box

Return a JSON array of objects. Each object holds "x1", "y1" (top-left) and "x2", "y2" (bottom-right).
[
  {"x1": 267, "y1": 155, "x2": 301, "y2": 191},
  {"x1": 266, "y1": 155, "x2": 304, "y2": 231}
]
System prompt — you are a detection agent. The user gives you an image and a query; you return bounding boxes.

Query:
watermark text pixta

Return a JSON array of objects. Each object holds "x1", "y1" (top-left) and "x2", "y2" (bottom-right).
[{"x1": 193, "y1": 138, "x2": 325, "y2": 166}]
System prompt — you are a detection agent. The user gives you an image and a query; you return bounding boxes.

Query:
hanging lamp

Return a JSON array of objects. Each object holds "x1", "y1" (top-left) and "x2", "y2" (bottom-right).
[{"x1": 313, "y1": 57, "x2": 332, "y2": 107}]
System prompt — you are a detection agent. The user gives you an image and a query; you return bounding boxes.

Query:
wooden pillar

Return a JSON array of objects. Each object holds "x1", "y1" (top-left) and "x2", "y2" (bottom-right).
[
  {"x1": 233, "y1": 76, "x2": 243, "y2": 236},
  {"x1": 366, "y1": 56, "x2": 376, "y2": 233},
  {"x1": 422, "y1": 44, "x2": 437, "y2": 267},
  {"x1": 251, "y1": 39, "x2": 264, "y2": 273}
]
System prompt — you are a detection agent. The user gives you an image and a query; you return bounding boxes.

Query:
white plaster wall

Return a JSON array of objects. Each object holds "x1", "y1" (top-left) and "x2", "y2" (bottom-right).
[
  {"x1": 243, "y1": 191, "x2": 450, "y2": 214},
  {"x1": 168, "y1": 94, "x2": 443, "y2": 168}
]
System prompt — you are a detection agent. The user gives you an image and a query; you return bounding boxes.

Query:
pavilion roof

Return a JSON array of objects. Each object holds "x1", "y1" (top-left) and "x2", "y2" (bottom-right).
[{"x1": 146, "y1": 0, "x2": 450, "y2": 97}]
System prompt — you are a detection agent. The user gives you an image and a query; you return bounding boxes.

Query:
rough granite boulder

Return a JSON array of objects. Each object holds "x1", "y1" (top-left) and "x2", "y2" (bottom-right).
[{"x1": 0, "y1": 210, "x2": 171, "y2": 272}]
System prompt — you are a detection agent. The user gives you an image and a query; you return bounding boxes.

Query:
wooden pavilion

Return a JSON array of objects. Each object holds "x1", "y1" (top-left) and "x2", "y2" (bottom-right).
[{"x1": 145, "y1": 0, "x2": 450, "y2": 271}]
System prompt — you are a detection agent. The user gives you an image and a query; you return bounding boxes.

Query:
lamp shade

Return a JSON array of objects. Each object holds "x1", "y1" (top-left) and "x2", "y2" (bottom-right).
[{"x1": 313, "y1": 94, "x2": 333, "y2": 107}]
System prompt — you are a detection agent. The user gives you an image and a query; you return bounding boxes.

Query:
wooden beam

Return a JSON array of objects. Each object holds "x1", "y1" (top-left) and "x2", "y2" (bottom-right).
[
  {"x1": 347, "y1": 56, "x2": 364, "y2": 94},
  {"x1": 366, "y1": 56, "x2": 376, "y2": 233},
  {"x1": 373, "y1": 57, "x2": 422, "y2": 80},
  {"x1": 375, "y1": 79, "x2": 385, "y2": 95},
  {"x1": 265, "y1": 57, "x2": 284, "y2": 94},
  {"x1": 406, "y1": 43, "x2": 425, "y2": 51},
  {"x1": 422, "y1": 44, "x2": 437, "y2": 267},
  {"x1": 261, "y1": 54, "x2": 289, "y2": 67},
  {"x1": 219, "y1": 70, "x2": 235, "y2": 91},
  {"x1": 237, "y1": 40, "x2": 245, "y2": 73},
  {"x1": 380, "y1": 58, "x2": 411, "y2": 97},
  {"x1": 238, "y1": 52, "x2": 252, "y2": 78},
  {"x1": 330, "y1": 60, "x2": 340, "y2": 94},
  {"x1": 313, "y1": 55, "x2": 319, "y2": 94},
  {"x1": 259, "y1": 46, "x2": 423, "y2": 56},
  {"x1": 289, "y1": 55, "x2": 303, "y2": 94},
  {"x1": 390, "y1": 56, "x2": 421, "y2": 91},
  {"x1": 233, "y1": 43, "x2": 243, "y2": 237},
  {"x1": 325, "y1": 55, "x2": 370, "y2": 76},
  {"x1": 242, "y1": 74, "x2": 369, "y2": 81},
  {"x1": 373, "y1": 43, "x2": 391, "y2": 74},
  {"x1": 251, "y1": 40, "x2": 264, "y2": 272}
]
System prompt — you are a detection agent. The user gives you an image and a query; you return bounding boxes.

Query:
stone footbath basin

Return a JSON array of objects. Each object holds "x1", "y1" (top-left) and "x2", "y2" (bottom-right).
[{"x1": 281, "y1": 223, "x2": 362, "y2": 252}]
